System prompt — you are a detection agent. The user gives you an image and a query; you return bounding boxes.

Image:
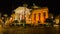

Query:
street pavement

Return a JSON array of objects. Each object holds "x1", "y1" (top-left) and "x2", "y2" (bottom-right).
[{"x1": 0, "y1": 25, "x2": 60, "y2": 34}]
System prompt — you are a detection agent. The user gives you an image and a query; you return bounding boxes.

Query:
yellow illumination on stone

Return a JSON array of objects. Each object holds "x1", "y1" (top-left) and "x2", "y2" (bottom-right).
[
  {"x1": 14, "y1": 6, "x2": 48, "y2": 25},
  {"x1": 31, "y1": 7, "x2": 48, "y2": 24}
]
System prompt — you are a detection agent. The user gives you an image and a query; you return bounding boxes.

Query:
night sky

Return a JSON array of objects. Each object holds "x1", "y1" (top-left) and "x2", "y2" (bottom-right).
[{"x1": 0, "y1": 0, "x2": 60, "y2": 16}]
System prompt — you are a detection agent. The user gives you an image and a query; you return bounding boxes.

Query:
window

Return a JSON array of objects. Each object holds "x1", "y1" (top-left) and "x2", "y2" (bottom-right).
[
  {"x1": 44, "y1": 12, "x2": 46, "y2": 19},
  {"x1": 39, "y1": 13, "x2": 41, "y2": 20},
  {"x1": 34, "y1": 14, "x2": 36, "y2": 21}
]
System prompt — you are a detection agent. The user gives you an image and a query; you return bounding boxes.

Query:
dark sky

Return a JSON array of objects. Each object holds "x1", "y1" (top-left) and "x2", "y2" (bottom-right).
[{"x1": 0, "y1": 0, "x2": 60, "y2": 16}]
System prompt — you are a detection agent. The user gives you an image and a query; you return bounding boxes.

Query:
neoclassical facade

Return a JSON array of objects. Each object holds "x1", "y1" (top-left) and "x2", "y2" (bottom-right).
[
  {"x1": 14, "y1": 7, "x2": 31, "y2": 24},
  {"x1": 14, "y1": 6, "x2": 48, "y2": 24},
  {"x1": 30, "y1": 7, "x2": 48, "y2": 24}
]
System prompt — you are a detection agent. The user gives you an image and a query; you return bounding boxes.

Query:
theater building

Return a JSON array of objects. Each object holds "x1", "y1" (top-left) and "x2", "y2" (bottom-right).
[{"x1": 14, "y1": 6, "x2": 49, "y2": 24}]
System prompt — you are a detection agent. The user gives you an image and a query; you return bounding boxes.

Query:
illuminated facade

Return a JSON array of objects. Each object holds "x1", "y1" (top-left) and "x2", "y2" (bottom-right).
[
  {"x1": 30, "y1": 7, "x2": 48, "y2": 24},
  {"x1": 14, "y1": 6, "x2": 48, "y2": 24},
  {"x1": 14, "y1": 7, "x2": 31, "y2": 24}
]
